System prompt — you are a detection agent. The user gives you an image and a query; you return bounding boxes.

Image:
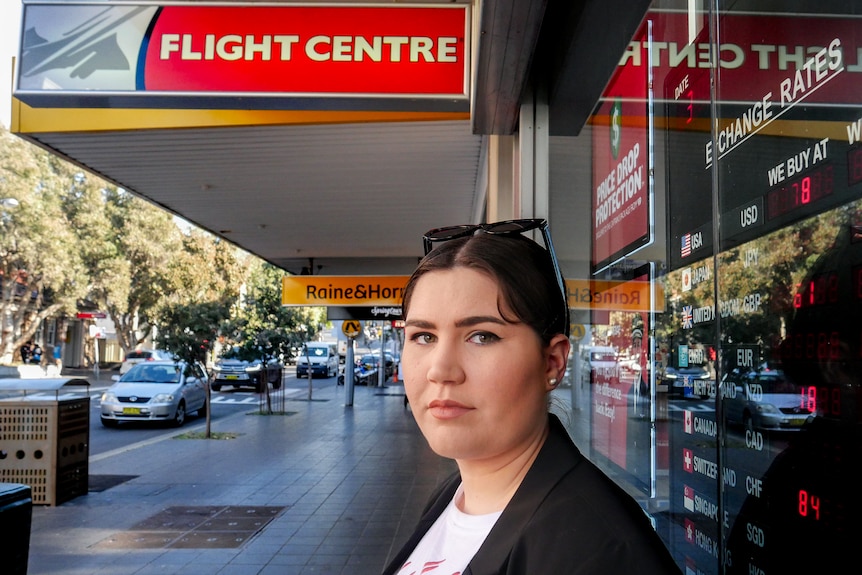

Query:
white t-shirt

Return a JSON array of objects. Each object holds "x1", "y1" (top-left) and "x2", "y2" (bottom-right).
[{"x1": 396, "y1": 484, "x2": 503, "y2": 575}]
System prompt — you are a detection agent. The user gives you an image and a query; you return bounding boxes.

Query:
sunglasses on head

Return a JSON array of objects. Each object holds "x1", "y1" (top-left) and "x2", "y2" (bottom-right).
[{"x1": 422, "y1": 218, "x2": 570, "y2": 336}]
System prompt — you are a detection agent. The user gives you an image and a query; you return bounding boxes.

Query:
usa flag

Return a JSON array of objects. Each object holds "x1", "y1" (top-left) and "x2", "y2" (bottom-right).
[
  {"x1": 681, "y1": 305, "x2": 693, "y2": 329},
  {"x1": 681, "y1": 233, "x2": 692, "y2": 257}
]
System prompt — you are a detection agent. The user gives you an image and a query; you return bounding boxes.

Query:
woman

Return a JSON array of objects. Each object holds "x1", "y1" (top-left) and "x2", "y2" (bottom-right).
[{"x1": 384, "y1": 221, "x2": 680, "y2": 575}]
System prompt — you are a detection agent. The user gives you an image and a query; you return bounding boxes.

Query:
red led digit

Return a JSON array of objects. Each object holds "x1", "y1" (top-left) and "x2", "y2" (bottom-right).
[
  {"x1": 766, "y1": 164, "x2": 835, "y2": 221},
  {"x1": 686, "y1": 89, "x2": 694, "y2": 124},
  {"x1": 815, "y1": 276, "x2": 825, "y2": 306},
  {"x1": 813, "y1": 386, "x2": 841, "y2": 416},
  {"x1": 801, "y1": 490, "x2": 822, "y2": 520},
  {"x1": 801, "y1": 386, "x2": 816, "y2": 411},
  {"x1": 798, "y1": 490, "x2": 821, "y2": 519}
]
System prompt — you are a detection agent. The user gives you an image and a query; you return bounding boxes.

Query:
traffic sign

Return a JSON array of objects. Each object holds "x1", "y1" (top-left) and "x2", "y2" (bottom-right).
[
  {"x1": 342, "y1": 320, "x2": 361, "y2": 338},
  {"x1": 570, "y1": 324, "x2": 586, "y2": 341}
]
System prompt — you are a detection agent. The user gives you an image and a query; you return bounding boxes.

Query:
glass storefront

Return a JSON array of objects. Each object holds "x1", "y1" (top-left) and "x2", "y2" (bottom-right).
[{"x1": 551, "y1": 1, "x2": 861, "y2": 572}]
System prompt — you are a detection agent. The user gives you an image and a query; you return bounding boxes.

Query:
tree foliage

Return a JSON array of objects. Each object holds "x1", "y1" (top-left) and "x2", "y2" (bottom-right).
[
  {"x1": 223, "y1": 260, "x2": 325, "y2": 362},
  {"x1": 1, "y1": 128, "x2": 89, "y2": 360},
  {"x1": 655, "y1": 203, "x2": 853, "y2": 370},
  {"x1": 155, "y1": 300, "x2": 234, "y2": 367},
  {"x1": 1, "y1": 125, "x2": 248, "y2": 364}
]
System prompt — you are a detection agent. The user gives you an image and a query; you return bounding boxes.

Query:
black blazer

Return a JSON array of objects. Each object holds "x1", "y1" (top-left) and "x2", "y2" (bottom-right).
[{"x1": 383, "y1": 415, "x2": 681, "y2": 575}]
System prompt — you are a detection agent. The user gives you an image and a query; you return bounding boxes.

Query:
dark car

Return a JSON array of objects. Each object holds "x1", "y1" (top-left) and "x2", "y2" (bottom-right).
[
  {"x1": 663, "y1": 364, "x2": 713, "y2": 398},
  {"x1": 212, "y1": 350, "x2": 283, "y2": 392},
  {"x1": 358, "y1": 353, "x2": 396, "y2": 379},
  {"x1": 338, "y1": 361, "x2": 379, "y2": 386}
]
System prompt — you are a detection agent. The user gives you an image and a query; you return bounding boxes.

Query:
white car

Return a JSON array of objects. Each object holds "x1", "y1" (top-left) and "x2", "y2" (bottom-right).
[
  {"x1": 723, "y1": 368, "x2": 814, "y2": 431},
  {"x1": 120, "y1": 348, "x2": 174, "y2": 374},
  {"x1": 581, "y1": 346, "x2": 620, "y2": 385},
  {"x1": 296, "y1": 342, "x2": 339, "y2": 378},
  {"x1": 101, "y1": 360, "x2": 207, "y2": 427}
]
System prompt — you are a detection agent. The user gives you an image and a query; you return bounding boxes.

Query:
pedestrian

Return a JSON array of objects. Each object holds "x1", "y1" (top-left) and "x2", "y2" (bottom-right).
[
  {"x1": 53, "y1": 342, "x2": 63, "y2": 371},
  {"x1": 20, "y1": 340, "x2": 31, "y2": 364},
  {"x1": 384, "y1": 219, "x2": 681, "y2": 575},
  {"x1": 31, "y1": 343, "x2": 42, "y2": 364}
]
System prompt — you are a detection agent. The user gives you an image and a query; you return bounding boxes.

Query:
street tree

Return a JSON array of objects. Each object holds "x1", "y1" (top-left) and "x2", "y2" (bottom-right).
[
  {"x1": 0, "y1": 128, "x2": 89, "y2": 362},
  {"x1": 81, "y1": 187, "x2": 246, "y2": 360},
  {"x1": 156, "y1": 299, "x2": 234, "y2": 437},
  {"x1": 230, "y1": 260, "x2": 325, "y2": 355},
  {"x1": 223, "y1": 261, "x2": 326, "y2": 407},
  {"x1": 96, "y1": 188, "x2": 186, "y2": 355}
]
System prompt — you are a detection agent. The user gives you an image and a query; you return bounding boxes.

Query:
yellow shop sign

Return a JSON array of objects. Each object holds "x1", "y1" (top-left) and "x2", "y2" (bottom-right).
[
  {"x1": 282, "y1": 276, "x2": 410, "y2": 306},
  {"x1": 565, "y1": 279, "x2": 664, "y2": 312}
]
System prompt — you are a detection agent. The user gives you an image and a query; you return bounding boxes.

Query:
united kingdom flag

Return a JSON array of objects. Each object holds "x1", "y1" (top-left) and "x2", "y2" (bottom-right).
[{"x1": 681, "y1": 305, "x2": 693, "y2": 329}]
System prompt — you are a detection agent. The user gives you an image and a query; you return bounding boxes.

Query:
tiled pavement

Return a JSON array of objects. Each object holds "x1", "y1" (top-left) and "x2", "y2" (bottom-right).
[{"x1": 25, "y1": 380, "x2": 458, "y2": 575}]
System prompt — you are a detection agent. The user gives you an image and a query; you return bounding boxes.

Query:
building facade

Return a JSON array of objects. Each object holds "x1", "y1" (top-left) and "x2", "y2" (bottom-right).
[{"x1": 11, "y1": 1, "x2": 861, "y2": 572}]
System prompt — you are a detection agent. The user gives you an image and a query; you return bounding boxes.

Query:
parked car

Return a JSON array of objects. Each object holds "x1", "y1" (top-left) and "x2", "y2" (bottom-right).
[
  {"x1": 100, "y1": 360, "x2": 207, "y2": 427},
  {"x1": 663, "y1": 364, "x2": 712, "y2": 398},
  {"x1": 283, "y1": 347, "x2": 299, "y2": 366},
  {"x1": 212, "y1": 349, "x2": 283, "y2": 392},
  {"x1": 337, "y1": 361, "x2": 379, "y2": 386},
  {"x1": 619, "y1": 353, "x2": 643, "y2": 374},
  {"x1": 723, "y1": 367, "x2": 814, "y2": 431},
  {"x1": 120, "y1": 348, "x2": 174, "y2": 374},
  {"x1": 296, "y1": 342, "x2": 339, "y2": 378},
  {"x1": 358, "y1": 353, "x2": 396, "y2": 379},
  {"x1": 581, "y1": 345, "x2": 620, "y2": 385}
]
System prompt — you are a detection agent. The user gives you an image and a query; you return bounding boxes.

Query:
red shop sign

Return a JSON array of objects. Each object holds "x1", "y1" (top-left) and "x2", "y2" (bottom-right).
[{"x1": 142, "y1": 5, "x2": 469, "y2": 97}]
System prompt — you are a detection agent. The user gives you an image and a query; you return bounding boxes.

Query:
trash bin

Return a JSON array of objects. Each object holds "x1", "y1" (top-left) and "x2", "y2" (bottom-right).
[
  {"x1": 0, "y1": 378, "x2": 91, "y2": 505},
  {"x1": 0, "y1": 483, "x2": 32, "y2": 575}
]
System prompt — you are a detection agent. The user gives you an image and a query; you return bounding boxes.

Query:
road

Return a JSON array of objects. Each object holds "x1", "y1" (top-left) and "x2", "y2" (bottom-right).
[{"x1": 87, "y1": 366, "x2": 341, "y2": 458}]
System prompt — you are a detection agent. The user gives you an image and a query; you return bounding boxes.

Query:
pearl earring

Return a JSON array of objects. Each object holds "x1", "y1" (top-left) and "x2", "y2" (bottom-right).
[{"x1": 549, "y1": 377, "x2": 559, "y2": 387}]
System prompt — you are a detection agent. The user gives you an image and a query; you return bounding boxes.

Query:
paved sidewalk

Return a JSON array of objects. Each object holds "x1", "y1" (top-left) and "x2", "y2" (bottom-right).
[{"x1": 26, "y1": 381, "x2": 457, "y2": 575}]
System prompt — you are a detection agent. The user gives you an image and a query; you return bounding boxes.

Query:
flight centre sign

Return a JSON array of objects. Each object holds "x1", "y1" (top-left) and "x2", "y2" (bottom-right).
[{"x1": 15, "y1": 3, "x2": 470, "y2": 111}]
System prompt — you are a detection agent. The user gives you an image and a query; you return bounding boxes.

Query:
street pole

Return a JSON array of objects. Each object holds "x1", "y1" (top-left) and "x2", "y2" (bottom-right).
[
  {"x1": 345, "y1": 338, "x2": 355, "y2": 406},
  {"x1": 93, "y1": 337, "x2": 100, "y2": 380},
  {"x1": 377, "y1": 322, "x2": 385, "y2": 387},
  {"x1": 306, "y1": 348, "x2": 313, "y2": 401}
]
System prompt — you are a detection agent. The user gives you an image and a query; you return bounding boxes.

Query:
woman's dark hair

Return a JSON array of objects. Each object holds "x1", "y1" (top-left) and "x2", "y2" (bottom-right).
[{"x1": 402, "y1": 233, "x2": 567, "y2": 345}]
